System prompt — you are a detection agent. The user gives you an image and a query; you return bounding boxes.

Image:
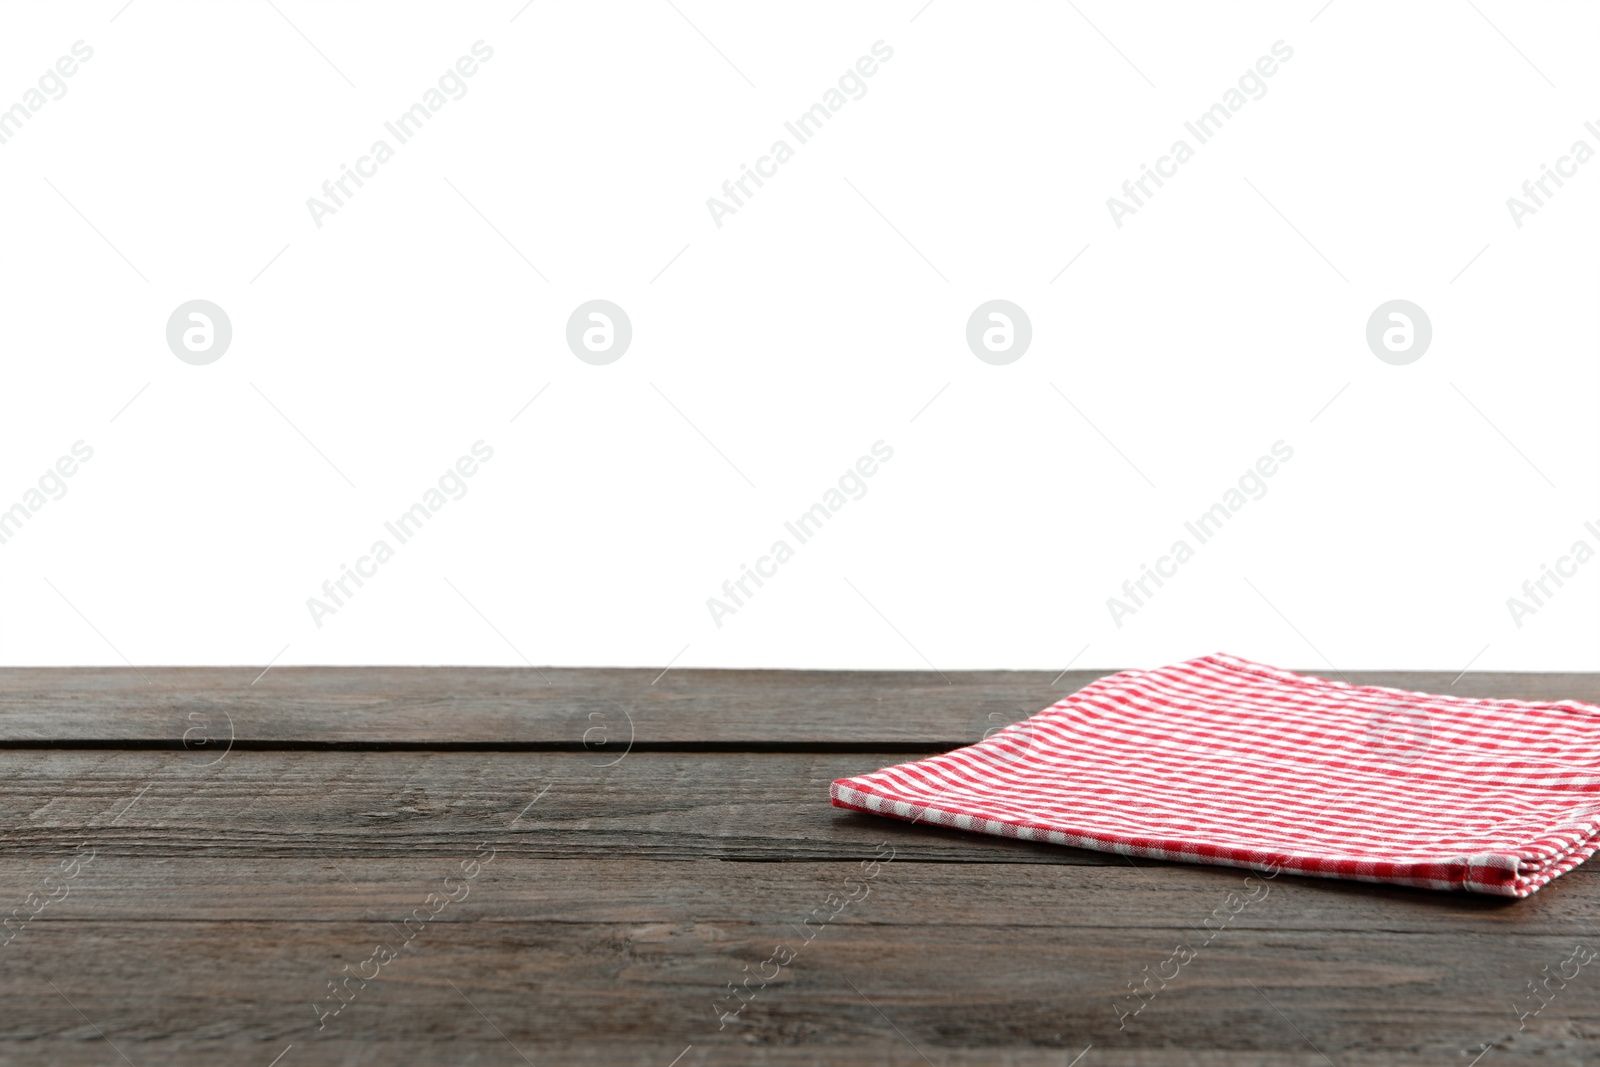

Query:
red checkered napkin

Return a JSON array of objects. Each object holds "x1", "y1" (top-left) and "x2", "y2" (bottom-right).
[{"x1": 831, "y1": 654, "x2": 1600, "y2": 897}]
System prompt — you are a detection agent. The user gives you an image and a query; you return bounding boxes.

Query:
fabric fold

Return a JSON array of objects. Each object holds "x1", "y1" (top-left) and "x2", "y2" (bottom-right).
[{"x1": 830, "y1": 654, "x2": 1600, "y2": 897}]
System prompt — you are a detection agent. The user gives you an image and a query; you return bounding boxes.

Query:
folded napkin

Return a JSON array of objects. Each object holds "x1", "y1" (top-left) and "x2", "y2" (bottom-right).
[{"x1": 831, "y1": 654, "x2": 1600, "y2": 897}]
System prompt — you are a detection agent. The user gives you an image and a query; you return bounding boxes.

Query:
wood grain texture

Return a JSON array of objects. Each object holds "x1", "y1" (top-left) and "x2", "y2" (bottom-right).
[
  {"x1": 10, "y1": 749, "x2": 1598, "y2": 876},
  {"x1": 0, "y1": 749, "x2": 1146, "y2": 863},
  {"x1": 0, "y1": 858, "x2": 1593, "y2": 1065},
  {"x1": 1, "y1": 669, "x2": 1597, "y2": 1065},
  {"x1": 0, "y1": 666, "x2": 1594, "y2": 745}
]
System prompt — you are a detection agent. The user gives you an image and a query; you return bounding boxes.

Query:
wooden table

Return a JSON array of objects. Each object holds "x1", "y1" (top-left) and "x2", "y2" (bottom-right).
[{"x1": 1, "y1": 667, "x2": 1596, "y2": 1065}]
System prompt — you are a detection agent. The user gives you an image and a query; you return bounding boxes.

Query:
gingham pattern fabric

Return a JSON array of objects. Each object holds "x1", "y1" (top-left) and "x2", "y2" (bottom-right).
[{"x1": 831, "y1": 654, "x2": 1600, "y2": 897}]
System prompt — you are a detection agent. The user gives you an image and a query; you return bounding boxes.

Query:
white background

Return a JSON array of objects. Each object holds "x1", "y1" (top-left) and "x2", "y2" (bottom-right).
[{"x1": 0, "y1": 0, "x2": 1594, "y2": 673}]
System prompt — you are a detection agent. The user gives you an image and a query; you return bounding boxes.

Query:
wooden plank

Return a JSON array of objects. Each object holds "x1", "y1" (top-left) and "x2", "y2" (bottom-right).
[
  {"x1": 0, "y1": 666, "x2": 1073, "y2": 747},
  {"x1": 9, "y1": 749, "x2": 1595, "y2": 875},
  {"x1": 0, "y1": 857, "x2": 1591, "y2": 1065},
  {"x1": 0, "y1": 667, "x2": 1594, "y2": 746},
  {"x1": 0, "y1": 855, "x2": 1581, "y2": 934},
  {"x1": 0, "y1": 749, "x2": 1110, "y2": 863},
  {"x1": 6, "y1": 667, "x2": 1599, "y2": 1067}
]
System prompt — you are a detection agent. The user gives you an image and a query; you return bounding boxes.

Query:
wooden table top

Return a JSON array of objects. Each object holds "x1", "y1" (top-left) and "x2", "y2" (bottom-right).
[{"x1": 2, "y1": 667, "x2": 1596, "y2": 1065}]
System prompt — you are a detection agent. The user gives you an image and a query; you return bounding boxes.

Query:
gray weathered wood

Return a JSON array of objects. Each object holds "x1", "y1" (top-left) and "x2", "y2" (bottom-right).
[
  {"x1": 0, "y1": 858, "x2": 1590, "y2": 1065},
  {"x1": 7, "y1": 750, "x2": 1593, "y2": 877},
  {"x1": 0, "y1": 749, "x2": 1130, "y2": 863},
  {"x1": 1, "y1": 669, "x2": 1596, "y2": 1066},
  {"x1": 0, "y1": 666, "x2": 1592, "y2": 744}
]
